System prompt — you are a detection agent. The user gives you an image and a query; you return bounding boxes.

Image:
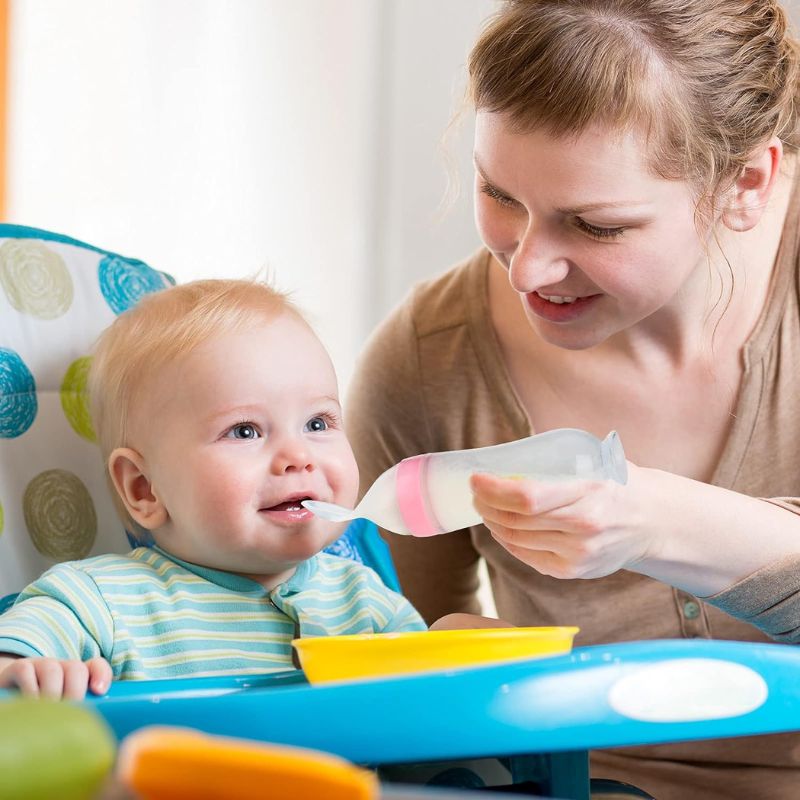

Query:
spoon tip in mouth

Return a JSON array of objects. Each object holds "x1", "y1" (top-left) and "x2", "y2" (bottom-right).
[{"x1": 300, "y1": 499, "x2": 358, "y2": 522}]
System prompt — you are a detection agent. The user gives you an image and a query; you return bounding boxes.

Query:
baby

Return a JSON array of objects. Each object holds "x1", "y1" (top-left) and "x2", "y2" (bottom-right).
[{"x1": 0, "y1": 279, "x2": 424, "y2": 699}]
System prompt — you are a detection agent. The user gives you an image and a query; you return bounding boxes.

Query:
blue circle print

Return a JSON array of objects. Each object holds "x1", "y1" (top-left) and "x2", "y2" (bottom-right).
[
  {"x1": 0, "y1": 348, "x2": 37, "y2": 438},
  {"x1": 323, "y1": 529, "x2": 364, "y2": 564},
  {"x1": 98, "y1": 256, "x2": 168, "y2": 315}
]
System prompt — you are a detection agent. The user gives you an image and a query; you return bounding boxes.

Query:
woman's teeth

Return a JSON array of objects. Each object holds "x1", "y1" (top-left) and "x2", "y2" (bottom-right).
[{"x1": 538, "y1": 293, "x2": 577, "y2": 304}]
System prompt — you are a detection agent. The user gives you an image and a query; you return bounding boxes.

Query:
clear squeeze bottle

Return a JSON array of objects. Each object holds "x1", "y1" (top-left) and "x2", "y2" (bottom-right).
[{"x1": 305, "y1": 428, "x2": 627, "y2": 536}]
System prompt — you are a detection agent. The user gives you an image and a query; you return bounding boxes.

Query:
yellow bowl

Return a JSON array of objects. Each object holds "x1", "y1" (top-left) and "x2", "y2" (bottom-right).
[{"x1": 292, "y1": 626, "x2": 579, "y2": 684}]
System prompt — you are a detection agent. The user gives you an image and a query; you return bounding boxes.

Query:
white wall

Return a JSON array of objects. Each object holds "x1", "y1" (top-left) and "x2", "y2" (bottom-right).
[
  {"x1": 11, "y1": 1, "x2": 800, "y2": 355},
  {"x1": 6, "y1": 0, "x2": 493, "y2": 388},
  {"x1": 368, "y1": 1, "x2": 490, "y2": 327}
]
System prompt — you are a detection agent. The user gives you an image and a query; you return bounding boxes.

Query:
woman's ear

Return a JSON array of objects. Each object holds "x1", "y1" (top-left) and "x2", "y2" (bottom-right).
[
  {"x1": 108, "y1": 447, "x2": 168, "y2": 530},
  {"x1": 721, "y1": 136, "x2": 783, "y2": 232}
]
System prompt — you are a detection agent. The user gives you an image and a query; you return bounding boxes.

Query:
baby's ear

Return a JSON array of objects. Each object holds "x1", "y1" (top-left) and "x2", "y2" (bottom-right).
[{"x1": 108, "y1": 448, "x2": 168, "y2": 530}]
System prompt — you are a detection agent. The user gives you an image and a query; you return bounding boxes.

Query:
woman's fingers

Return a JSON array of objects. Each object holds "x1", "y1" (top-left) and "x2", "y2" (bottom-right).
[
  {"x1": 493, "y1": 537, "x2": 573, "y2": 579},
  {"x1": 470, "y1": 472, "x2": 598, "y2": 517},
  {"x1": 472, "y1": 474, "x2": 609, "y2": 535},
  {"x1": 487, "y1": 524, "x2": 569, "y2": 552},
  {"x1": 488, "y1": 522, "x2": 598, "y2": 568}
]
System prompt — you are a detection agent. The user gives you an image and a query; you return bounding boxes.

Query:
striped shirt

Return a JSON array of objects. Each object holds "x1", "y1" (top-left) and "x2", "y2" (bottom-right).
[{"x1": 0, "y1": 547, "x2": 425, "y2": 680}]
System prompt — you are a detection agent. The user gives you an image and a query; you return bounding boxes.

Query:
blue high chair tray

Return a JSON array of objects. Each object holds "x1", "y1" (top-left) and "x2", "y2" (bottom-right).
[
  {"x1": 83, "y1": 639, "x2": 800, "y2": 758},
  {"x1": 66, "y1": 638, "x2": 800, "y2": 800}
]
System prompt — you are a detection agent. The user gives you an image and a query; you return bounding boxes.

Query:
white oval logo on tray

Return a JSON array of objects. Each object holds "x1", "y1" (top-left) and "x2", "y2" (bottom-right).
[{"x1": 608, "y1": 658, "x2": 767, "y2": 722}]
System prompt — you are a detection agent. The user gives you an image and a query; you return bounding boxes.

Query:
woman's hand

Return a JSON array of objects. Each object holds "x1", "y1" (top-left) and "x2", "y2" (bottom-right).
[
  {"x1": 470, "y1": 462, "x2": 656, "y2": 581},
  {"x1": 472, "y1": 463, "x2": 800, "y2": 596},
  {"x1": 0, "y1": 654, "x2": 112, "y2": 700}
]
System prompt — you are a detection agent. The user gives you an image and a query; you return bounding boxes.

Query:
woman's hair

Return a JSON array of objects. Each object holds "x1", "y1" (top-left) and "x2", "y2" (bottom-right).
[
  {"x1": 88, "y1": 278, "x2": 300, "y2": 461},
  {"x1": 468, "y1": 0, "x2": 800, "y2": 211}
]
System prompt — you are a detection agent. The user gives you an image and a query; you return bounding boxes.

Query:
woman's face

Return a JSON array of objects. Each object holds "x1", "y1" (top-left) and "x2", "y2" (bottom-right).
[{"x1": 473, "y1": 112, "x2": 709, "y2": 350}]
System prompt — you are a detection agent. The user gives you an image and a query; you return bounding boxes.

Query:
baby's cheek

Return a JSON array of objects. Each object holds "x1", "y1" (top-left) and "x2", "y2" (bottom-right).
[
  {"x1": 332, "y1": 450, "x2": 360, "y2": 507},
  {"x1": 193, "y1": 471, "x2": 246, "y2": 521}
]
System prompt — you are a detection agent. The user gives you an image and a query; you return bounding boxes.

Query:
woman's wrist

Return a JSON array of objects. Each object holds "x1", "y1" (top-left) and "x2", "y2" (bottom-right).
[{"x1": 630, "y1": 466, "x2": 800, "y2": 597}]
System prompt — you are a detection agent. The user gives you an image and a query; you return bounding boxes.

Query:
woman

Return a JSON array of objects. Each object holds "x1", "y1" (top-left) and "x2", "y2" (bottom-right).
[{"x1": 347, "y1": 1, "x2": 800, "y2": 797}]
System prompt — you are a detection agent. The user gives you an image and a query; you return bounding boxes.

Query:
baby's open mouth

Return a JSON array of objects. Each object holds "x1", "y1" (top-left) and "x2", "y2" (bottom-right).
[{"x1": 262, "y1": 495, "x2": 313, "y2": 512}]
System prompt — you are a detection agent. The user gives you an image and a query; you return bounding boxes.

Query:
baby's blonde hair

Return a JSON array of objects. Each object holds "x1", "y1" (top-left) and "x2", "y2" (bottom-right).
[
  {"x1": 88, "y1": 278, "x2": 300, "y2": 462},
  {"x1": 469, "y1": 0, "x2": 800, "y2": 215}
]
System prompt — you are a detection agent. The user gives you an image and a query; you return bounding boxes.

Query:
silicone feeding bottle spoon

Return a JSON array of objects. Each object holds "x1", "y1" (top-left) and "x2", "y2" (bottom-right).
[{"x1": 303, "y1": 428, "x2": 626, "y2": 537}]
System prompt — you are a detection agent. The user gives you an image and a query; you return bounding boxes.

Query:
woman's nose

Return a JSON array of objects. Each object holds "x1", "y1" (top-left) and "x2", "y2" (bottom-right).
[
  {"x1": 271, "y1": 439, "x2": 315, "y2": 474},
  {"x1": 508, "y1": 226, "x2": 570, "y2": 293}
]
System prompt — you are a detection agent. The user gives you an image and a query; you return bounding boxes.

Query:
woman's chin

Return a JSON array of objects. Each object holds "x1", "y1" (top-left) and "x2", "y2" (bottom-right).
[{"x1": 529, "y1": 319, "x2": 608, "y2": 351}]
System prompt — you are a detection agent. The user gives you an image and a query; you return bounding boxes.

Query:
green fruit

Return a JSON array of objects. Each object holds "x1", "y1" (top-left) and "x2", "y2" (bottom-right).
[{"x1": 0, "y1": 697, "x2": 116, "y2": 800}]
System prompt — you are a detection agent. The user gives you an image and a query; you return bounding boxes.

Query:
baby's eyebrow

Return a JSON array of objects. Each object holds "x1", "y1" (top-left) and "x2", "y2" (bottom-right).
[
  {"x1": 202, "y1": 404, "x2": 261, "y2": 425},
  {"x1": 313, "y1": 395, "x2": 341, "y2": 408}
]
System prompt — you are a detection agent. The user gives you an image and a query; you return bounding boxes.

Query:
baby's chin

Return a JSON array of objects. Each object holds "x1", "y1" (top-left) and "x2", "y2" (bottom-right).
[{"x1": 251, "y1": 535, "x2": 333, "y2": 570}]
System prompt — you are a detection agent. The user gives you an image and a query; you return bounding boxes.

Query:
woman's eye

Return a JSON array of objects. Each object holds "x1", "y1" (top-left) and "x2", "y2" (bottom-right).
[
  {"x1": 480, "y1": 181, "x2": 518, "y2": 209},
  {"x1": 305, "y1": 416, "x2": 329, "y2": 433},
  {"x1": 575, "y1": 218, "x2": 627, "y2": 240},
  {"x1": 226, "y1": 423, "x2": 260, "y2": 440}
]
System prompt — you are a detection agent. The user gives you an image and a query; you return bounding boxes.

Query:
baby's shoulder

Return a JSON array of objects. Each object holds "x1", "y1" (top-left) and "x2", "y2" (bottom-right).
[
  {"x1": 313, "y1": 553, "x2": 393, "y2": 593},
  {"x1": 39, "y1": 548, "x2": 176, "y2": 593},
  {"x1": 314, "y1": 552, "x2": 374, "y2": 578},
  {"x1": 15, "y1": 550, "x2": 154, "y2": 607}
]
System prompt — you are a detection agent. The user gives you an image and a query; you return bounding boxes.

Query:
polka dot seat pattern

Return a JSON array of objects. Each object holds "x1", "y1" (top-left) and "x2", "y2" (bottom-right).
[{"x1": 0, "y1": 225, "x2": 172, "y2": 595}]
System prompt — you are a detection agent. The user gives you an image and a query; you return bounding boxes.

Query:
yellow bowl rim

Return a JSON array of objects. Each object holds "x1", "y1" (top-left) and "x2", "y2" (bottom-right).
[{"x1": 291, "y1": 625, "x2": 580, "y2": 651}]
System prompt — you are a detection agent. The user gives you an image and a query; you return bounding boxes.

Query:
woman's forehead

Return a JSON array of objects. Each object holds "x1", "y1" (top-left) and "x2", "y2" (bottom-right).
[
  {"x1": 473, "y1": 112, "x2": 665, "y2": 197},
  {"x1": 475, "y1": 111, "x2": 647, "y2": 161}
]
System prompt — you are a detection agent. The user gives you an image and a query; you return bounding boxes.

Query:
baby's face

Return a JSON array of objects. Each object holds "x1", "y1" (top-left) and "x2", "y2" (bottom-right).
[{"x1": 130, "y1": 312, "x2": 359, "y2": 581}]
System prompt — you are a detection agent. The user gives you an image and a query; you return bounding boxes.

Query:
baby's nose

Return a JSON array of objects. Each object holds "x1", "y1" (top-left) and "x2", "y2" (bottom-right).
[{"x1": 271, "y1": 440, "x2": 315, "y2": 474}]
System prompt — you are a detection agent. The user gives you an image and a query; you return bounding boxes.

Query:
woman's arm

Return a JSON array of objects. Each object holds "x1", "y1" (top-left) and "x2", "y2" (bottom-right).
[
  {"x1": 472, "y1": 463, "x2": 800, "y2": 637},
  {"x1": 629, "y1": 466, "x2": 800, "y2": 598}
]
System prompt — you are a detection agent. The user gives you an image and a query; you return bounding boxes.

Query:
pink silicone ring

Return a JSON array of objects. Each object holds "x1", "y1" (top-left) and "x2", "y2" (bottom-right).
[{"x1": 396, "y1": 455, "x2": 441, "y2": 537}]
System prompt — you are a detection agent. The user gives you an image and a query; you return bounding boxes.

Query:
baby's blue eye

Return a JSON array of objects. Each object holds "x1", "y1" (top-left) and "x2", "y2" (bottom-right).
[
  {"x1": 305, "y1": 416, "x2": 328, "y2": 433},
  {"x1": 228, "y1": 423, "x2": 259, "y2": 440}
]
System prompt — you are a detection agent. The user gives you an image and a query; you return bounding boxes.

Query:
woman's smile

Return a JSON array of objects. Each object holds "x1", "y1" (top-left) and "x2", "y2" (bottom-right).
[{"x1": 526, "y1": 290, "x2": 601, "y2": 323}]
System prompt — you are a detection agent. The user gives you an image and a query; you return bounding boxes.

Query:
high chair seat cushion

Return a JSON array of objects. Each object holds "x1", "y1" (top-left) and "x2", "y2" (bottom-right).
[{"x1": 0, "y1": 224, "x2": 172, "y2": 594}]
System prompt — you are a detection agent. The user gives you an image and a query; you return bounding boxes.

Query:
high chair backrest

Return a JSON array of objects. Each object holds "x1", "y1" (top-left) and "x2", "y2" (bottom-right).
[
  {"x1": 0, "y1": 225, "x2": 173, "y2": 595},
  {"x1": 0, "y1": 225, "x2": 400, "y2": 599}
]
